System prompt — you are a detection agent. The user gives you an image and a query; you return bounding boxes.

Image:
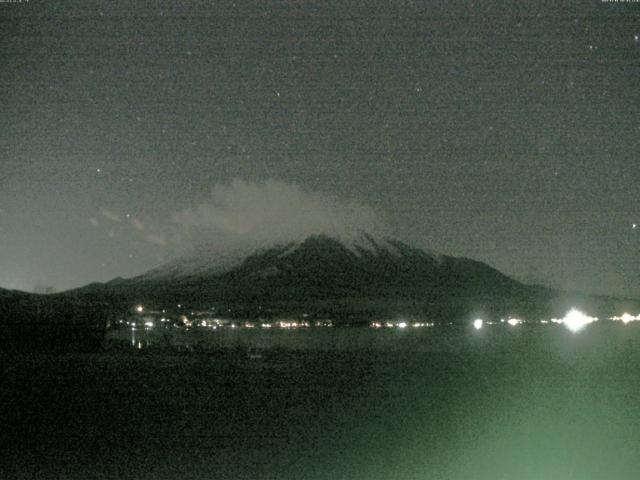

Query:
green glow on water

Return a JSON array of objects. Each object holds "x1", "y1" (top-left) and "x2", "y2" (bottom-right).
[{"x1": 5, "y1": 323, "x2": 640, "y2": 479}]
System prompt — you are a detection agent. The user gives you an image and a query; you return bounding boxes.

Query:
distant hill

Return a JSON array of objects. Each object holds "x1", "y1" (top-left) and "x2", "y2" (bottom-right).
[{"x1": 0, "y1": 288, "x2": 108, "y2": 351}]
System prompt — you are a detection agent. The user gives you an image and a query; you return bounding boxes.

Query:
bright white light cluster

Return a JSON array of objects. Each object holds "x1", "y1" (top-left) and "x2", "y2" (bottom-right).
[
  {"x1": 473, "y1": 319, "x2": 483, "y2": 330},
  {"x1": 277, "y1": 321, "x2": 311, "y2": 328},
  {"x1": 506, "y1": 318, "x2": 523, "y2": 327},
  {"x1": 611, "y1": 313, "x2": 640, "y2": 324},
  {"x1": 370, "y1": 321, "x2": 435, "y2": 329},
  {"x1": 558, "y1": 309, "x2": 598, "y2": 333}
]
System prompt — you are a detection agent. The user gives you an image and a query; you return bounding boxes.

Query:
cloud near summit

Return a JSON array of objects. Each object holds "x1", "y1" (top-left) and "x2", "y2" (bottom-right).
[{"x1": 172, "y1": 179, "x2": 388, "y2": 246}]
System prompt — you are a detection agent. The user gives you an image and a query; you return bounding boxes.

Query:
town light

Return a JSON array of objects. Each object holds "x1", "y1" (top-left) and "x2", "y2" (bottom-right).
[{"x1": 562, "y1": 308, "x2": 596, "y2": 333}]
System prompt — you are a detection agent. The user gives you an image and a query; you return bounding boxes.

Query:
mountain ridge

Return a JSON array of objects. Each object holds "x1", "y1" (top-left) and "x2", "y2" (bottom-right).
[
  {"x1": 3, "y1": 233, "x2": 639, "y2": 326},
  {"x1": 136, "y1": 232, "x2": 444, "y2": 281},
  {"x1": 68, "y1": 233, "x2": 555, "y2": 320}
]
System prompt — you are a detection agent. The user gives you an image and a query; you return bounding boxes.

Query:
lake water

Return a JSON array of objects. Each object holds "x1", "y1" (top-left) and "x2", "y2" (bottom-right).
[{"x1": 3, "y1": 322, "x2": 640, "y2": 479}]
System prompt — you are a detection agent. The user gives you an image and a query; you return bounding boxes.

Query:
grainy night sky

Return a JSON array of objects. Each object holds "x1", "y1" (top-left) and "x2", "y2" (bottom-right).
[{"x1": 1, "y1": 0, "x2": 639, "y2": 297}]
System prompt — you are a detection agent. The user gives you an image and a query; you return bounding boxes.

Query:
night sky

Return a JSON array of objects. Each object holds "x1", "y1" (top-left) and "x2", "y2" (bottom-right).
[{"x1": 1, "y1": 0, "x2": 639, "y2": 297}]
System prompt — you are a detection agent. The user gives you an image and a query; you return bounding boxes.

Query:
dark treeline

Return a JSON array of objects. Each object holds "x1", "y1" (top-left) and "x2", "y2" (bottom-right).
[{"x1": 0, "y1": 290, "x2": 113, "y2": 352}]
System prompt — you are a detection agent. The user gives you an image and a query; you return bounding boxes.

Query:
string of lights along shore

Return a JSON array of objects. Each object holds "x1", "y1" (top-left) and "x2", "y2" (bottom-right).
[{"x1": 128, "y1": 301, "x2": 639, "y2": 334}]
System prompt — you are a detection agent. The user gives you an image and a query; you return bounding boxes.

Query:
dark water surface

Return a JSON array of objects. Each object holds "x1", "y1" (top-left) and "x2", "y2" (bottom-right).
[{"x1": 2, "y1": 324, "x2": 640, "y2": 479}]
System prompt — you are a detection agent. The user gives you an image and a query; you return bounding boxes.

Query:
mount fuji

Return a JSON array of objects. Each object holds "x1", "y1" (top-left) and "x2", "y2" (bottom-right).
[{"x1": 69, "y1": 232, "x2": 582, "y2": 321}]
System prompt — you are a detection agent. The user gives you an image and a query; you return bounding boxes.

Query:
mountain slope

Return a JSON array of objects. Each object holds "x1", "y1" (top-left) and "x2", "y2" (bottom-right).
[{"x1": 70, "y1": 233, "x2": 564, "y2": 320}]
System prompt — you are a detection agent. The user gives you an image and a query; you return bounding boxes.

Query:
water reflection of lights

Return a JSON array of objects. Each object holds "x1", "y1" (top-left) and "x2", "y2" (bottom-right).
[{"x1": 117, "y1": 306, "x2": 640, "y2": 354}]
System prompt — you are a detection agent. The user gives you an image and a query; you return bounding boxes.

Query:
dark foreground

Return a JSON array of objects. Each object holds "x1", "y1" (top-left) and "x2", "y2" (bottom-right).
[{"x1": 2, "y1": 324, "x2": 640, "y2": 479}]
